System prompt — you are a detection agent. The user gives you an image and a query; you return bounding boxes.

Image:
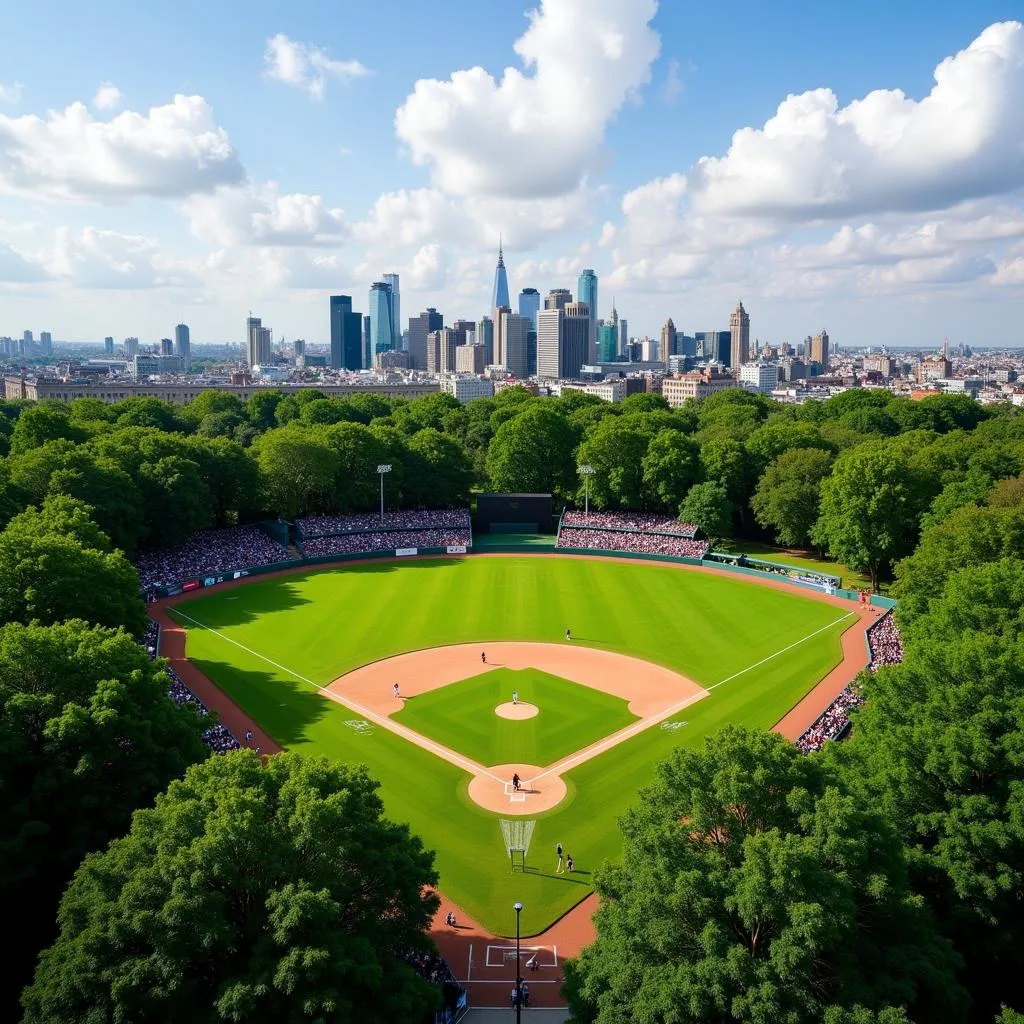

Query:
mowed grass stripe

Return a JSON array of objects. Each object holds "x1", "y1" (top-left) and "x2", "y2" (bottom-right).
[{"x1": 172, "y1": 557, "x2": 849, "y2": 935}]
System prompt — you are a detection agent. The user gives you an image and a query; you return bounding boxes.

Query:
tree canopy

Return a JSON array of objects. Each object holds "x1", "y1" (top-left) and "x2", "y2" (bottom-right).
[{"x1": 23, "y1": 752, "x2": 441, "y2": 1024}]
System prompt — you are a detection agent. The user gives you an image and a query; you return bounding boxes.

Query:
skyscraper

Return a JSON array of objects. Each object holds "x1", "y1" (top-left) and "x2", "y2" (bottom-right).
[
  {"x1": 518, "y1": 287, "x2": 540, "y2": 328},
  {"x1": 810, "y1": 329, "x2": 830, "y2": 370},
  {"x1": 369, "y1": 282, "x2": 396, "y2": 356},
  {"x1": 383, "y1": 273, "x2": 401, "y2": 348},
  {"x1": 597, "y1": 321, "x2": 618, "y2": 362},
  {"x1": 617, "y1": 316, "x2": 629, "y2": 358},
  {"x1": 537, "y1": 303, "x2": 588, "y2": 380},
  {"x1": 729, "y1": 301, "x2": 750, "y2": 370},
  {"x1": 40, "y1": 331, "x2": 52, "y2": 356},
  {"x1": 494, "y1": 307, "x2": 530, "y2": 378},
  {"x1": 490, "y1": 239, "x2": 510, "y2": 312},
  {"x1": 408, "y1": 308, "x2": 443, "y2": 370},
  {"x1": 661, "y1": 319, "x2": 677, "y2": 360},
  {"x1": 174, "y1": 323, "x2": 191, "y2": 372},
  {"x1": 160, "y1": 337, "x2": 173, "y2": 356},
  {"x1": 577, "y1": 269, "x2": 598, "y2": 361},
  {"x1": 476, "y1": 316, "x2": 494, "y2": 366},
  {"x1": 545, "y1": 288, "x2": 571, "y2": 311},
  {"x1": 246, "y1": 316, "x2": 272, "y2": 366},
  {"x1": 104, "y1": 336, "x2": 114, "y2": 356},
  {"x1": 330, "y1": 295, "x2": 363, "y2": 370},
  {"x1": 123, "y1": 337, "x2": 139, "y2": 359}
]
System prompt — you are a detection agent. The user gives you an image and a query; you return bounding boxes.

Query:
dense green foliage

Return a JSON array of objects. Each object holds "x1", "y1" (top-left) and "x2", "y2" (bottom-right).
[
  {"x1": 22, "y1": 752, "x2": 441, "y2": 1024},
  {"x1": 564, "y1": 727, "x2": 966, "y2": 1023}
]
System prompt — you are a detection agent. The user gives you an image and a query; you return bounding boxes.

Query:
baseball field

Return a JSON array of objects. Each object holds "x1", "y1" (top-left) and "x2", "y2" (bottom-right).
[{"x1": 168, "y1": 555, "x2": 854, "y2": 936}]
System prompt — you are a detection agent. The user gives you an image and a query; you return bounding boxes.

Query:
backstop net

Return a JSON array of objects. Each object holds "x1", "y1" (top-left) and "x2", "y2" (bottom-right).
[{"x1": 500, "y1": 819, "x2": 536, "y2": 872}]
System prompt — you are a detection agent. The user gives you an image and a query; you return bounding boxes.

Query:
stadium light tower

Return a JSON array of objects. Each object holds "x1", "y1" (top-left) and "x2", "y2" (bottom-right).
[
  {"x1": 377, "y1": 464, "x2": 392, "y2": 524},
  {"x1": 514, "y1": 901, "x2": 523, "y2": 1023},
  {"x1": 579, "y1": 464, "x2": 595, "y2": 520}
]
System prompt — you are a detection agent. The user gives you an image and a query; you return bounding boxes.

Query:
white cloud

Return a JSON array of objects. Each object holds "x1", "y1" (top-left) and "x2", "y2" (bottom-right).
[
  {"x1": 183, "y1": 183, "x2": 349, "y2": 246},
  {"x1": 263, "y1": 34, "x2": 369, "y2": 100},
  {"x1": 394, "y1": 0, "x2": 660, "y2": 198},
  {"x1": 0, "y1": 240, "x2": 47, "y2": 283},
  {"x1": 92, "y1": 83, "x2": 124, "y2": 111},
  {"x1": 0, "y1": 82, "x2": 25, "y2": 105},
  {"x1": 661, "y1": 58, "x2": 684, "y2": 105},
  {"x1": 408, "y1": 243, "x2": 447, "y2": 290},
  {"x1": 0, "y1": 94, "x2": 244, "y2": 203},
  {"x1": 687, "y1": 21, "x2": 1024, "y2": 222},
  {"x1": 993, "y1": 256, "x2": 1024, "y2": 285}
]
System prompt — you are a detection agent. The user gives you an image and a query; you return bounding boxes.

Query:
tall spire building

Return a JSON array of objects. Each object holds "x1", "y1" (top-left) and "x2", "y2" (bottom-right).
[
  {"x1": 490, "y1": 238, "x2": 510, "y2": 312},
  {"x1": 577, "y1": 269, "x2": 598, "y2": 361},
  {"x1": 729, "y1": 301, "x2": 750, "y2": 369}
]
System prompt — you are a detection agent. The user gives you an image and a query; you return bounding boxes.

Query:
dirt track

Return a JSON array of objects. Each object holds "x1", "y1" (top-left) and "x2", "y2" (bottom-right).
[{"x1": 152, "y1": 552, "x2": 876, "y2": 1008}]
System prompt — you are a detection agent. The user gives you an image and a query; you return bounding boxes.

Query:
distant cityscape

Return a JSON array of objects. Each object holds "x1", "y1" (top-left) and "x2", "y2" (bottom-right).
[{"x1": 2, "y1": 244, "x2": 1023, "y2": 409}]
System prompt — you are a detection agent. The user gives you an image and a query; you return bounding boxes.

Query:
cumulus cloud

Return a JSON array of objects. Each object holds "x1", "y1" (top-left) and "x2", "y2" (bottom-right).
[
  {"x1": 263, "y1": 34, "x2": 369, "y2": 100},
  {"x1": 394, "y1": 0, "x2": 660, "y2": 198},
  {"x1": 0, "y1": 240, "x2": 47, "y2": 283},
  {"x1": 688, "y1": 21, "x2": 1024, "y2": 222},
  {"x1": 0, "y1": 82, "x2": 25, "y2": 105},
  {"x1": 408, "y1": 243, "x2": 447, "y2": 290},
  {"x1": 92, "y1": 83, "x2": 124, "y2": 111},
  {"x1": 0, "y1": 94, "x2": 244, "y2": 203},
  {"x1": 183, "y1": 183, "x2": 349, "y2": 246}
]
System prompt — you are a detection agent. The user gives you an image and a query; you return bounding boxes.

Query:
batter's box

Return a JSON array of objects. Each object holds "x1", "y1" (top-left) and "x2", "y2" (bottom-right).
[
  {"x1": 485, "y1": 944, "x2": 558, "y2": 969},
  {"x1": 661, "y1": 720, "x2": 688, "y2": 731},
  {"x1": 344, "y1": 719, "x2": 374, "y2": 734}
]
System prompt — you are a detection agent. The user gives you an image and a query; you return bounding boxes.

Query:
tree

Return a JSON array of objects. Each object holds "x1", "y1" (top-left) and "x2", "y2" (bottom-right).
[
  {"x1": 319, "y1": 421, "x2": 389, "y2": 512},
  {"x1": 184, "y1": 436, "x2": 261, "y2": 526},
  {"x1": 564, "y1": 727, "x2": 964, "y2": 1024},
  {"x1": 246, "y1": 389, "x2": 284, "y2": 431},
  {"x1": 8, "y1": 401, "x2": 87, "y2": 455},
  {"x1": 618, "y1": 393, "x2": 670, "y2": 415},
  {"x1": 0, "y1": 619, "x2": 209, "y2": 1016},
  {"x1": 678, "y1": 481, "x2": 733, "y2": 543},
  {"x1": 138, "y1": 454, "x2": 214, "y2": 545},
  {"x1": 114, "y1": 395, "x2": 189, "y2": 432},
  {"x1": 752, "y1": 447, "x2": 834, "y2": 547},
  {"x1": 575, "y1": 416, "x2": 651, "y2": 509},
  {"x1": 274, "y1": 389, "x2": 326, "y2": 426},
  {"x1": 252, "y1": 429, "x2": 339, "y2": 518},
  {"x1": 184, "y1": 390, "x2": 247, "y2": 424},
  {"x1": 745, "y1": 420, "x2": 834, "y2": 477},
  {"x1": 988, "y1": 473, "x2": 1024, "y2": 507},
  {"x1": 0, "y1": 496, "x2": 146, "y2": 635},
  {"x1": 406, "y1": 428, "x2": 473, "y2": 507},
  {"x1": 812, "y1": 441, "x2": 932, "y2": 590},
  {"x1": 23, "y1": 752, "x2": 441, "y2": 1024},
  {"x1": 892, "y1": 505, "x2": 1024, "y2": 622},
  {"x1": 641, "y1": 430, "x2": 701, "y2": 513},
  {"x1": 485, "y1": 405, "x2": 577, "y2": 498},
  {"x1": 698, "y1": 436, "x2": 752, "y2": 510}
]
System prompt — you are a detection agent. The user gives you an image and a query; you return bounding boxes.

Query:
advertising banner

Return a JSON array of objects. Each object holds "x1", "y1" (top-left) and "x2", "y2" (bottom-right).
[
  {"x1": 182, "y1": 580, "x2": 201, "y2": 592},
  {"x1": 396, "y1": 547, "x2": 418, "y2": 556},
  {"x1": 446, "y1": 545, "x2": 468, "y2": 554}
]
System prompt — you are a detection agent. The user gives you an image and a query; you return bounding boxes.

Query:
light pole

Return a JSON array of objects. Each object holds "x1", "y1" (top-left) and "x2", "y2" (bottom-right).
[
  {"x1": 376, "y1": 464, "x2": 391, "y2": 524},
  {"x1": 579, "y1": 464, "x2": 594, "y2": 521},
  {"x1": 514, "y1": 901, "x2": 523, "y2": 1023}
]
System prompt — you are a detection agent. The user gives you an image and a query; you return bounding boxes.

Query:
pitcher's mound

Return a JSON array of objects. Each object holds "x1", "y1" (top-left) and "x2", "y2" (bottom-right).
[{"x1": 496, "y1": 701, "x2": 538, "y2": 719}]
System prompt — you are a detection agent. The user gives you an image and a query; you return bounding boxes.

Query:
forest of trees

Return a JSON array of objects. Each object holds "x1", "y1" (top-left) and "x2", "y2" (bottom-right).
[{"x1": 0, "y1": 385, "x2": 1023, "y2": 1021}]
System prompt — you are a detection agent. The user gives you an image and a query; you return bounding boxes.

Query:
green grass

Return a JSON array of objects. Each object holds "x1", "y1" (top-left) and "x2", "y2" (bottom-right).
[
  {"x1": 171, "y1": 556, "x2": 852, "y2": 935},
  {"x1": 392, "y1": 667, "x2": 638, "y2": 767}
]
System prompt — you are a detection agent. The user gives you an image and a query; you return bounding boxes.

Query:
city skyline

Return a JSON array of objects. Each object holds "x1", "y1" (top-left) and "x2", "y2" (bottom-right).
[{"x1": 0, "y1": 2, "x2": 1022, "y2": 346}]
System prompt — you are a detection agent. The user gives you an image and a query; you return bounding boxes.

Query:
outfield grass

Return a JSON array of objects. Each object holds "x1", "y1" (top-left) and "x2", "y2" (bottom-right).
[
  {"x1": 718, "y1": 540, "x2": 882, "y2": 593},
  {"x1": 392, "y1": 667, "x2": 638, "y2": 767},
  {"x1": 171, "y1": 556, "x2": 852, "y2": 935}
]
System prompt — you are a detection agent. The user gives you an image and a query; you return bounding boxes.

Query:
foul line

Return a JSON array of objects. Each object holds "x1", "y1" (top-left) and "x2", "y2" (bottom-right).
[
  {"x1": 531, "y1": 611, "x2": 855, "y2": 784},
  {"x1": 167, "y1": 608, "x2": 504, "y2": 784}
]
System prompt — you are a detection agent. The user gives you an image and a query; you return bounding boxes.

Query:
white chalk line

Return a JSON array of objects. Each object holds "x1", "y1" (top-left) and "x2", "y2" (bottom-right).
[
  {"x1": 168, "y1": 608, "x2": 504, "y2": 784},
  {"x1": 530, "y1": 610, "x2": 856, "y2": 784}
]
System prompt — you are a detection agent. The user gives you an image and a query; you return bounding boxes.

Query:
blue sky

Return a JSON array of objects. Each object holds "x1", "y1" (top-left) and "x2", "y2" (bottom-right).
[{"x1": 1, "y1": 0, "x2": 1022, "y2": 346}]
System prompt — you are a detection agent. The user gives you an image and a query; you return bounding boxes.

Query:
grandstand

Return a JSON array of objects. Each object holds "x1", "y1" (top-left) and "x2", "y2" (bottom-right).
[
  {"x1": 556, "y1": 510, "x2": 710, "y2": 559},
  {"x1": 296, "y1": 509, "x2": 472, "y2": 559}
]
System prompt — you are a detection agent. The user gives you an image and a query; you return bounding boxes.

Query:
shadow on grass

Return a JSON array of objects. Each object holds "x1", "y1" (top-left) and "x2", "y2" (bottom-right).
[{"x1": 188, "y1": 656, "x2": 332, "y2": 748}]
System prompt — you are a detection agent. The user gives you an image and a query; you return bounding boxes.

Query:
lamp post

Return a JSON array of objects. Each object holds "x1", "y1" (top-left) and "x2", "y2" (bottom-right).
[
  {"x1": 579, "y1": 464, "x2": 595, "y2": 521},
  {"x1": 514, "y1": 901, "x2": 523, "y2": 1023},
  {"x1": 376, "y1": 464, "x2": 391, "y2": 524}
]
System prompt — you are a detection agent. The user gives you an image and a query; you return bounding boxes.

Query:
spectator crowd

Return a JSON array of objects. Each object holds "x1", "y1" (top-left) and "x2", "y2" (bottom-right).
[
  {"x1": 400, "y1": 949, "x2": 465, "y2": 1021},
  {"x1": 297, "y1": 509, "x2": 471, "y2": 539},
  {"x1": 867, "y1": 610, "x2": 904, "y2": 669},
  {"x1": 300, "y1": 528, "x2": 472, "y2": 559},
  {"x1": 136, "y1": 526, "x2": 293, "y2": 591},
  {"x1": 796, "y1": 610, "x2": 905, "y2": 753},
  {"x1": 561, "y1": 511, "x2": 699, "y2": 538},
  {"x1": 144, "y1": 619, "x2": 241, "y2": 754},
  {"x1": 796, "y1": 686, "x2": 864, "y2": 753},
  {"x1": 558, "y1": 511, "x2": 708, "y2": 558}
]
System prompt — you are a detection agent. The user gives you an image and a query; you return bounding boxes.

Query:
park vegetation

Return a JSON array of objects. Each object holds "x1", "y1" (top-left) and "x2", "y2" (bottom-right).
[{"x1": 0, "y1": 385, "x2": 1022, "y2": 1020}]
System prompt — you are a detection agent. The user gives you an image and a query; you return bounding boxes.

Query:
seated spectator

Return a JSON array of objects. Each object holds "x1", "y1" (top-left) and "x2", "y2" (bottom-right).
[
  {"x1": 297, "y1": 508, "x2": 470, "y2": 539},
  {"x1": 866, "y1": 610, "x2": 903, "y2": 670},
  {"x1": 300, "y1": 527, "x2": 472, "y2": 559},
  {"x1": 556, "y1": 527, "x2": 709, "y2": 560},
  {"x1": 136, "y1": 526, "x2": 293, "y2": 591},
  {"x1": 561, "y1": 510, "x2": 699, "y2": 538}
]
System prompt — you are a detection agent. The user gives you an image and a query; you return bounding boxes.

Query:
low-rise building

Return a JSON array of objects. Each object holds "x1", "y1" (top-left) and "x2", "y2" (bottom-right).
[
  {"x1": 739, "y1": 362, "x2": 780, "y2": 394},
  {"x1": 661, "y1": 370, "x2": 740, "y2": 407},
  {"x1": 439, "y1": 376, "x2": 494, "y2": 402}
]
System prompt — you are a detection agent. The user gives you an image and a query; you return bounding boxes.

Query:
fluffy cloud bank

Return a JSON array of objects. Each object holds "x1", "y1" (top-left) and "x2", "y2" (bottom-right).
[
  {"x1": 0, "y1": 94, "x2": 244, "y2": 203},
  {"x1": 395, "y1": 0, "x2": 660, "y2": 198}
]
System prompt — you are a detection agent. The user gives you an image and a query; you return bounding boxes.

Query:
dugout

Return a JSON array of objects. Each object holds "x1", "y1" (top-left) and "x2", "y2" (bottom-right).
[{"x1": 475, "y1": 493, "x2": 553, "y2": 534}]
